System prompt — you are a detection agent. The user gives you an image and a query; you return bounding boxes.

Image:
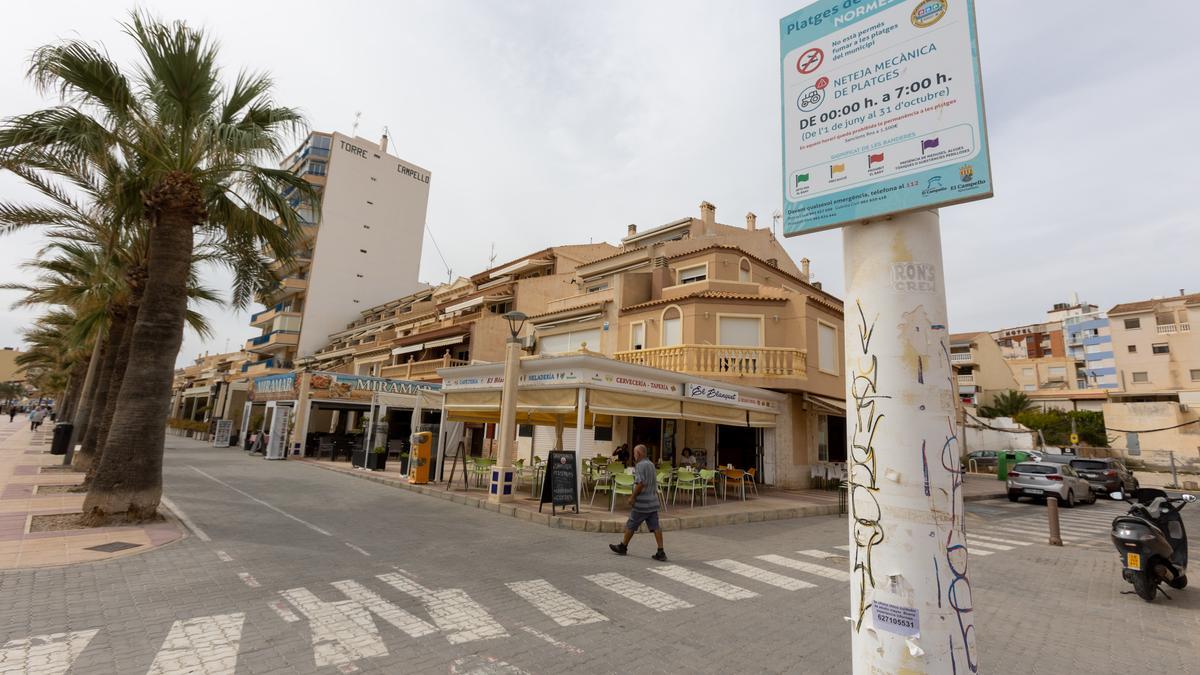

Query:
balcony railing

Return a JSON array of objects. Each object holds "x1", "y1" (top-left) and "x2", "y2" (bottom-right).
[
  {"x1": 956, "y1": 373, "x2": 976, "y2": 385},
  {"x1": 1156, "y1": 323, "x2": 1191, "y2": 334},
  {"x1": 613, "y1": 345, "x2": 807, "y2": 379},
  {"x1": 245, "y1": 330, "x2": 300, "y2": 351},
  {"x1": 380, "y1": 354, "x2": 470, "y2": 380},
  {"x1": 949, "y1": 352, "x2": 973, "y2": 363}
]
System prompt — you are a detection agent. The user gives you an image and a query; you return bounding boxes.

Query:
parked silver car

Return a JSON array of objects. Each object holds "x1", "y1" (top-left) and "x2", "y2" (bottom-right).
[{"x1": 1006, "y1": 462, "x2": 1096, "y2": 506}]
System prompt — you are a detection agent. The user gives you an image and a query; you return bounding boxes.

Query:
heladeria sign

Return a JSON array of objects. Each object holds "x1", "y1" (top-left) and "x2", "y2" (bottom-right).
[{"x1": 780, "y1": 0, "x2": 992, "y2": 234}]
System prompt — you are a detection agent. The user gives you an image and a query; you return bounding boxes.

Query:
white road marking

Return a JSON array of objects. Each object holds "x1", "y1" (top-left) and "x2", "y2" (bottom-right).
[
  {"x1": 506, "y1": 579, "x2": 608, "y2": 626},
  {"x1": 0, "y1": 629, "x2": 98, "y2": 675},
  {"x1": 280, "y1": 587, "x2": 388, "y2": 669},
  {"x1": 584, "y1": 572, "x2": 693, "y2": 612},
  {"x1": 796, "y1": 549, "x2": 845, "y2": 560},
  {"x1": 757, "y1": 554, "x2": 851, "y2": 582},
  {"x1": 980, "y1": 526, "x2": 1077, "y2": 542},
  {"x1": 649, "y1": 565, "x2": 759, "y2": 600},
  {"x1": 705, "y1": 559, "x2": 816, "y2": 590},
  {"x1": 330, "y1": 580, "x2": 438, "y2": 639},
  {"x1": 379, "y1": 572, "x2": 508, "y2": 644},
  {"x1": 216, "y1": 550, "x2": 233, "y2": 562},
  {"x1": 967, "y1": 548, "x2": 994, "y2": 556},
  {"x1": 833, "y1": 544, "x2": 851, "y2": 551},
  {"x1": 238, "y1": 572, "x2": 261, "y2": 588},
  {"x1": 967, "y1": 534, "x2": 1031, "y2": 546},
  {"x1": 965, "y1": 540, "x2": 1013, "y2": 551},
  {"x1": 269, "y1": 600, "x2": 300, "y2": 623},
  {"x1": 146, "y1": 612, "x2": 244, "y2": 675},
  {"x1": 449, "y1": 655, "x2": 531, "y2": 674},
  {"x1": 345, "y1": 543, "x2": 372, "y2": 557},
  {"x1": 160, "y1": 496, "x2": 210, "y2": 542},
  {"x1": 189, "y1": 465, "x2": 332, "y2": 536},
  {"x1": 519, "y1": 626, "x2": 585, "y2": 656}
]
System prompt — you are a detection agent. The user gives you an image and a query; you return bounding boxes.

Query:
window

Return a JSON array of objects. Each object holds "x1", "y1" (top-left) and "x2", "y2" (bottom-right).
[
  {"x1": 817, "y1": 415, "x2": 829, "y2": 462},
  {"x1": 817, "y1": 321, "x2": 838, "y2": 374},
  {"x1": 517, "y1": 424, "x2": 534, "y2": 438},
  {"x1": 1023, "y1": 384, "x2": 1036, "y2": 391},
  {"x1": 489, "y1": 301, "x2": 512, "y2": 315},
  {"x1": 738, "y1": 258, "x2": 751, "y2": 283},
  {"x1": 1127, "y1": 345, "x2": 1137, "y2": 353},
  {"x1": 311, "y1": 135, "x2": 332, "y2": 150},
  {"x1": 538, "y1": 328, "x2": 601, "y2": 355},
  {"x1": 1152, "y1": 343, "x2": 1169, "y2": 354},
  {"x1": 677, "y1": 264, "x2": 707, "y2": 284},
  {"x1": 1131, "y1": 371, "x2": 1149, "y2": 383},
  {"x1": 1047, "y1": 366, "x2": 1066, "y2": 377},
  {"x1": 1022, "y1": 367, "x2": 1034, "y2": 376},
  {"x1": 1155, "y1": 313, "x2": 1175, "y2": 327},
  {"x1": 594, "y1": 426, "x2": 613, "y2": 442},
  {"x1": 661, "y1": 307, "x2": 682, "y2": 347},
  {"x1": 718, "y1": 316, "x2": 762, "y2": 346},
  {"x1": 585, "y1": 282, "x2": 609, "y2": 293},
  {"x1": 1124, "y1": 318, "x2": 1141, "y2": 330},
  {"x1": 306, "y1": 160, "x2": 327, "y2": 176},
  {"x1": 1191, "y1": 369, "x2": 1200, "y2": 382},
  {"x1": 630, "y1": 322, "x2": 646, "y2": 350}
]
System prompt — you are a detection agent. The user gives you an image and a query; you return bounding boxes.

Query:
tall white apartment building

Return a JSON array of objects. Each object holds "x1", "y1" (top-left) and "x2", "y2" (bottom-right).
[{"x1": 242, "y1": 131, "x2": 431, "y2": 375}]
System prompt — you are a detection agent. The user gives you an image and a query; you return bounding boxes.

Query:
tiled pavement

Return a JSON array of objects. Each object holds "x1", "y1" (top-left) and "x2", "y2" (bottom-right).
[
  {"x1": 0, "y1": 419, "x2": 181, "y2": 570},
  {"x1": 0, "y1": 434, "x2": 1197, "y2": 673}
]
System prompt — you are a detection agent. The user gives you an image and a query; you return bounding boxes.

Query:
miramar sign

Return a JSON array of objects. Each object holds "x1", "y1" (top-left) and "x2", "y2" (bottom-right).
[{"x1": 252, "y1": 371, "x2": 438, "y2": 402}]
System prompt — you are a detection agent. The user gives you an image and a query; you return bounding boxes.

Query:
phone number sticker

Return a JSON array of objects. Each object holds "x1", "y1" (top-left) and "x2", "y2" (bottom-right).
[{"x1": 873, "y1": 600, "x2": 920, "y2": 637}]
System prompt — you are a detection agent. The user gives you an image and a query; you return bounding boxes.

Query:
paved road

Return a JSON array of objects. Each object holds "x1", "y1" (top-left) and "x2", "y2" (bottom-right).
[{"x1": 1, "y1": 437, "x2": 1198, "y2": 674}]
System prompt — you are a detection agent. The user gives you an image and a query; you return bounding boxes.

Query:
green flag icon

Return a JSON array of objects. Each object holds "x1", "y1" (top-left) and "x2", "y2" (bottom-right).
[{"x1": 795, "y1": 173, "x2": 810, "y2": 186}]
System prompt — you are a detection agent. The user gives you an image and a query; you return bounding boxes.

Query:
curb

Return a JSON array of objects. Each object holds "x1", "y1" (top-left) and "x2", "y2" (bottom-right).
[{"x1": 297, "y1": 459, "x2": 844, "y2": 533}]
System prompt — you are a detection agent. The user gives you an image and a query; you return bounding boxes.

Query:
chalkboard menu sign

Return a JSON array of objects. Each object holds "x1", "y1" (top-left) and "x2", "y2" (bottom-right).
[{"x1": 539, "y1": 450, "x2": 578, "y2": 514}]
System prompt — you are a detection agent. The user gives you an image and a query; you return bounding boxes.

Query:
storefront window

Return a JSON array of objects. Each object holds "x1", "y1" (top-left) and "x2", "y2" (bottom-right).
[{"x1": 817, "y1": 415, "x2": 829, "y2": 462}]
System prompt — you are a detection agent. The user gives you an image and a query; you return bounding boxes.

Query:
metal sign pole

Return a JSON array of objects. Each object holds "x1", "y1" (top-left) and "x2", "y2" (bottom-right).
[{"x1": 843, "y1": 210, "x2": 975, "y2": 673}]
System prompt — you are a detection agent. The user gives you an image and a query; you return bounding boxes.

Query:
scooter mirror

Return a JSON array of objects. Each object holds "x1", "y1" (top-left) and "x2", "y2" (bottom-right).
[
  {"x1": 1183, "y1": 494, "x2": 1197, "y2": 503},
  {"x1": 1109, "y1": 492, "x2": 1125, "y2": 500}
]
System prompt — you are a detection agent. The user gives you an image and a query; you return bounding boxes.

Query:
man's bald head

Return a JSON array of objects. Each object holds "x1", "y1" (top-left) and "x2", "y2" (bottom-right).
[{"x1": 633, "y1": 444, "x2": 648, "y2": 461}]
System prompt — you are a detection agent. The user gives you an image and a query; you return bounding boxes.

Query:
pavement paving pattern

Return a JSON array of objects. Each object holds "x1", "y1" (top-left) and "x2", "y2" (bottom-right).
[{"x1": 1, "y1": 436, "x2": 1198, "y2": 674}]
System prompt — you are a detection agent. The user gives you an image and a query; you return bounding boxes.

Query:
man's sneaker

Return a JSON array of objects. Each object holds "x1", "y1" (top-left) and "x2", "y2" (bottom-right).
[
  {"x1": 652, "y1": 550, "x2": 668, "y2": 562},
  {"x1": 609, "y1": 543, "x2": 627, "y2": 556}
]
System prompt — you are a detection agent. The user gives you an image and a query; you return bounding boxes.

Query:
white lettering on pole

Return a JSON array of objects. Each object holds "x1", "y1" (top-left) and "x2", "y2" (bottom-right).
[
  {"x1": 0, "y1": 630, "x2": 98, "y2": 675},
  {"x1": 378, "y1": 572, "x2": 508, "y2": 644},
  {"x1": 891, "y1": 262, "x2": 937, "y2": 293},
  {"x1": 506, "y1": 580, "x2": 608, "y2": 626},
  {"x1": 147, "y1": 613, "x2": 245, "y2": 675}
]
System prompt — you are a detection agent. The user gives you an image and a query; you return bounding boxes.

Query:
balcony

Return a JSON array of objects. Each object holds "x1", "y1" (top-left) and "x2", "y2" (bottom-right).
[
  {"x1": 956, "y1": 373, "x2": 976, "y2": 386},
  {"x1": 241, "y1": 358, "x2": 293, "y2": 375},
  {"x1": 245, "y1": 330, "x2": 300, "y2": 354},
  {"x1": 1156, "y1": 323, "x2": 1191, "y2": 334},
  {"x1": 613, "y1": 345, "x2": 807, "y2": 380},
  {"x1": 380, "y1": 354, "x2": 470, "y2": 381},
  {"x1": 949, "y1": 352, "x2": 974, "y2": 364},
  {"x1": 264, "y1": 276, "x2": 308, "y2": 302},
  {"x1": 250, "y1": 303, "x2": 301, "y2": 328}
]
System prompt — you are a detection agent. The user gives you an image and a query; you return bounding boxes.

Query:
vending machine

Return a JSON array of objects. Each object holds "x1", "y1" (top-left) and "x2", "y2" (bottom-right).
[{"x1": 409, "y1": 431, "x2": 432, "y2": 484}]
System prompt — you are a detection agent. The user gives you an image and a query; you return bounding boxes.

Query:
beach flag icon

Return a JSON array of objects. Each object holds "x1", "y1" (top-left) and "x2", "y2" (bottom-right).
[
  {"x1": 830, "y1": 163, "x2": 845, "y2": 178},
  {"x1": 921, "y1": 138, "x2": 940, "y2": 155},
  {"x1": 868, "y1": 153, "x2": 884, "y2": 167},
  {"x1": 795, "y1": 173, "x2": 810, "y2": 187}
]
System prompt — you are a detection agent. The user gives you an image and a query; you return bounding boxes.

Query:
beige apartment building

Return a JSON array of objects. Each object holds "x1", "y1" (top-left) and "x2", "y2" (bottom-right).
[
  {"x1": 170, "y1": 351, "x2": 254, "y2": 433},
  {"x1": 1006, "y1": 356, "x2": 1085, "y2": 393},
  {"x1": 242, "y1": 130, "x2": 431, "y2": 379},
  {"x1": 250, "y1": 202, "x2": 847, "y2": 488},
  {"x1": 950, "y1": 332, "x2": 1018, "y2": 406},
  {"x1": 1104, "y1": 291, "x2": 1200, "y2": 468}
]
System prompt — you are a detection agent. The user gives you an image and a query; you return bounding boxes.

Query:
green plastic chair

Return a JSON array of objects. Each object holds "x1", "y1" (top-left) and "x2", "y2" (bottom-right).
[
  {"x1": 656, "y1": 469, "x2": 673, "y2": 511},
  {"x1": 674, "y1": 469, "x2": 704, "y2": 507},
  {"x1": 698, "y1": 469, "x2": 719, "y2": 503},
  {"x1": 590, "y1": 466, "x2": 613, "y2": 507},
  {"x1": 610, "y1": 473, "x2": 636, "y2": 512}
]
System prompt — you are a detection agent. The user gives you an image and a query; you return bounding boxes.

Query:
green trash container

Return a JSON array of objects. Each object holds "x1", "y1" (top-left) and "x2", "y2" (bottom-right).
[{"x1": 996, "y1": 451, "x2": 1031, "y2": 480}]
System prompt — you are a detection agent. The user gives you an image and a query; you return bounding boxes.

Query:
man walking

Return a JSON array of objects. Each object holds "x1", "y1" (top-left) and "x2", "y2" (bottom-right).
[
  {"x1": 609, "y1": 444, "x2": 667, "y2": 561},
  {"x1": 29, "y1": 407, "x2": 46, "y2": 432},
  {"x1": 7, "y1": 406, "x2": 15, "y2": 423}
]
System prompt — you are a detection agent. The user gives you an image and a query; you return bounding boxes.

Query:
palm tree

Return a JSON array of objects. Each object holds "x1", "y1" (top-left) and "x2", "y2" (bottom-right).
[
  {"x1": 0, "y1": 11, "x2": 313, "y2": 523},
  {"x1": 977, "y1": 390, "x2": 1035, "y2": 419},
  {"x1": 0, "y1": 382, "x2": 24, "y2": 407}
]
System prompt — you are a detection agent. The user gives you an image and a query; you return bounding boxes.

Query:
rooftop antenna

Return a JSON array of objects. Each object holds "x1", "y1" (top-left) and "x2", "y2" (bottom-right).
[
  {"x1": 351, "y1": 111, "x2": 362, "y2": 137},
  {"x1": 488, "y1": 243, "x2": 497, "y2": 270},
  {"x1": 772, "y1": 210, "x2": 782, "y2": 238}
]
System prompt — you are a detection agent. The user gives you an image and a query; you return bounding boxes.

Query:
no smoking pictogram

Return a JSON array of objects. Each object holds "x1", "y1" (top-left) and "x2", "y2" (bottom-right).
[{"x1": 796, "y1": 47, "x2": 824, "y2": 74}]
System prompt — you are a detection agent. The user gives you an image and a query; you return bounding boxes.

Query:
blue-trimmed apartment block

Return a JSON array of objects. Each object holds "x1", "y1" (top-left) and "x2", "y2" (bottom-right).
[{"x1": 1065, "y1": 315, "x2": 1118, "y2": 388}]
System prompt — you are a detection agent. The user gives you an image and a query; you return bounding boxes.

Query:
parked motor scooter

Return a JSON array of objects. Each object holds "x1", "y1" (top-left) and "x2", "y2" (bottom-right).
[{"x1": 1110, "y1": 487, "x2": 1195, "y2": 602}]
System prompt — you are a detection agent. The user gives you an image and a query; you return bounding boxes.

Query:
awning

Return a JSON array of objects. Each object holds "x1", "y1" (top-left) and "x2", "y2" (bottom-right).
[
  {"x1": 425, "y1": 335, "x2": 465, "y2": 349},
  {"x1": 749, "y1": 410, "x2": 777, "y2": 428},
  {"x1": 443, "y1": 296, "x2": 485, "y2": 314},
  {"x1": 517, "y1": 388, "x2": 577, "y2": 415},
  {"x1": 682, "y1": 400, "x2": 748, "y2": 426},
  {"x1": 374, "y1": 392, "x2": 419, "y2": 409},
  {"x1": 804, "y1": 392, "x2": 846, "y2": 416},
  {"x1": 392, "y1": 343, "x2": 424, "y2": 355},
  {"x1": 588, "y1": 390, "x2": 681, "y2": 419}
]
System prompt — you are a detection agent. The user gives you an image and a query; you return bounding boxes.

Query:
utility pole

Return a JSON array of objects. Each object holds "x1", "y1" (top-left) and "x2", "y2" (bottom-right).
[{"x1": 843, "y1": 210, "x2": 976, "y2": 673}]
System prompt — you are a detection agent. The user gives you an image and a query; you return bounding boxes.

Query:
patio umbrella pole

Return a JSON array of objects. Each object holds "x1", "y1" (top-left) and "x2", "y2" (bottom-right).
[{"x1": 842, "y1": 210, "x2": 976, "y2": 673}]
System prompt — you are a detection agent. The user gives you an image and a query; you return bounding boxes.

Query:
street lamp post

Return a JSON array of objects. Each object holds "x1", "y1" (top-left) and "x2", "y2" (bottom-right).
[{"x1": 489, "y1": 311, "x2": 527, "y2": 503}]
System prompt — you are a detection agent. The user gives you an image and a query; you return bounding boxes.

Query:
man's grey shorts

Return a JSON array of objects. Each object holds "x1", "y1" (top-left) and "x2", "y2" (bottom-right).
[{"x1": 625, "y1": 509, "x2": 660, "y2": 532}]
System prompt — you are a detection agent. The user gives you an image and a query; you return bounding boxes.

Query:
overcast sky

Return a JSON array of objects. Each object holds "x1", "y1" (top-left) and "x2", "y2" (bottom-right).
[{"x1": 1, "y1": 1, "x2": 1197, "y2": 367}]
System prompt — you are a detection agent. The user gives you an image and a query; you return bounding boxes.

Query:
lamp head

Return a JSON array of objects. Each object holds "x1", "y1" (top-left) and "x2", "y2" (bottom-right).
[{"x1": 503, "y1": 311, "x2": 528, "y2": 339}]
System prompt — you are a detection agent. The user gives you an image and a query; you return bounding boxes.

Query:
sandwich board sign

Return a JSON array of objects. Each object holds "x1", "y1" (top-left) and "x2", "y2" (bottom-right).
[{"x1": 780, "y1": 0, "x2": 992, "y2": 234}]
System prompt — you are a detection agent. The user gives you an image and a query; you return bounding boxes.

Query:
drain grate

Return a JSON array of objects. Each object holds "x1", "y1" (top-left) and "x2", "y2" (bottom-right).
[{"x1": 84, "y1": 541, "x2": 141, "y2": 553}]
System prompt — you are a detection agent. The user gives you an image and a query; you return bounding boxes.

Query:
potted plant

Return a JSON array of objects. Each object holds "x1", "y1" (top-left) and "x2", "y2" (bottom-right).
[
  {"x1": 399, "y1": 451, "x2": 409, "y2": 475},
  {"x1": 352, "y1": 445, "x2": 388, "y2": 471}
]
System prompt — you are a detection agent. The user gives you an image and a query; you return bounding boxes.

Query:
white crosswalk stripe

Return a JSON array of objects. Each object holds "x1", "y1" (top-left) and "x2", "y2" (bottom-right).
[
  {"x1": 331, "y1": 580, "x2": 439, "y2": 639},
  {"x1": 649, "y1": 565, "x2": 759, "y2": 600},
  {"x1": 833, "y1": 544, "x2": 851, "y2": 551},
  {"x1": 968, "y1": 533, "x2": 1031, "y2": 546},
  {"x1": 757, "y1": 554, "x2": 850, "y2": 582},
  {"x1": 378, "y1": 572, "x2": 508, "y2": 644},
  {"x1": 967, "y1": 547, "x2": 994, "y2": 556},
  {"x1": 965, "y1": 540, "x2": 1013, "y2": 551},
  {"x1": 280, "y1": 587, "x2": 389, "y2": 668},
  {"x1": 705, "y1": 559, "x2": 816, "y2": 590},
  {"x1": 978, "y1": 526, "x2": 1077, "y2": 541},
  {"x1": 147, "y1": 613, "x2": 244, "y2": 675},
  {"x1": 796, "y1": 549, "x2": 844, "y2": 560},
  {"x1": 506, "y1": 579, "x2": 609, "y2": 626},
  {"x1": 0, "y1": 629, "x2": 98, "y2": 675},
  {"x1": 585, "y1": 572, "x2": 693, "y2": 611}
]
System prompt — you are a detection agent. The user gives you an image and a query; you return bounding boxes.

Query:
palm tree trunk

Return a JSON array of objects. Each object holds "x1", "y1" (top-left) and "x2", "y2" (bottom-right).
[
  {"x1": 82, "y1": 300, "x2": 139, "y2": 488},
  {"x1": 67, "y1": 339, "x2": 103, "y2": 449},
  {"x1": 73, "y1": 304, "x2": 130, "y2": 475},
  {"x1": 83, "y1": 176, "x2": 198, "y2": 524}
]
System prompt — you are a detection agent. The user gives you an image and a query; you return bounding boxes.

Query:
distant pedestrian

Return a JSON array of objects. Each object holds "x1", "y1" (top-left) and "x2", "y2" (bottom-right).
[
  {"x1": 29, "y1": 407, "x2": 46, "y2": 432},
  {"x1": 609, "y1": 444, "x2": 667, "y2": 561},
  {"x1": 7, "y1": 406, "x2": 15, "y2": 423},
  {"x1": 613, "y1": 443, "x2": 630, "y2": 465}
]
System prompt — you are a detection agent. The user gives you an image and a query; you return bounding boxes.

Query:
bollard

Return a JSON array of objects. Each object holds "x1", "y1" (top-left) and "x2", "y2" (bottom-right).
[{"x1": 1046, "y1": 497, "x2": 1063, "y2": 546}]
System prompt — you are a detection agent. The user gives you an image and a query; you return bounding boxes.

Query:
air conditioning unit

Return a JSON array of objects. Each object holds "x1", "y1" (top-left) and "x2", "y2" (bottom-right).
[{"x1": 519, "y1": 335, "x2": 537, "y2": 352}]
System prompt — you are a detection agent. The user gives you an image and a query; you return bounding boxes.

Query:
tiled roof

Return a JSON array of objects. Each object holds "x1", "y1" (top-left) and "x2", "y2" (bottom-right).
[
  {"x1": 622, "y1": 290, "x2": 789, "y2": 312},
  {"x1": 527, "y1": 302, "x2": 606, "y2": 322},
  {"x1": 949, "y1": 331, "x2": 983, "y2": 342},
  {"x1": 1109, "y1": 292, "x2": 1200, "y2": 315}
]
